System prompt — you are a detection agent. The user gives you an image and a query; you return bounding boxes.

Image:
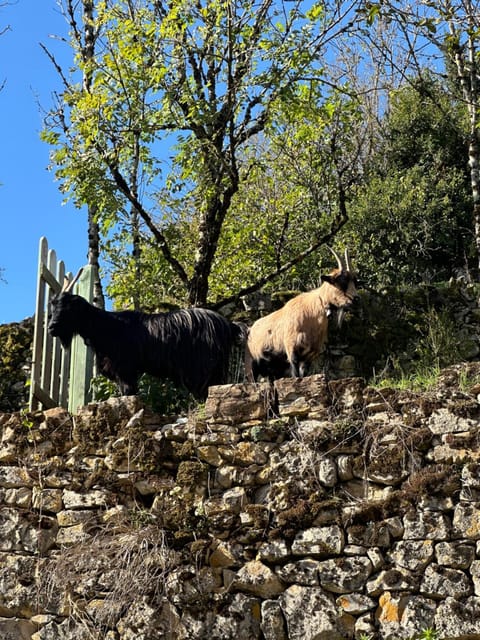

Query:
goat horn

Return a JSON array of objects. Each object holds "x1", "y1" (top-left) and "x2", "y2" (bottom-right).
[
  {"x1": 327, "y1": 246, "x2": 344, "y2": 271},
  {"x1": 344, "y1": 248, "x2": 352, "y2": 272},
  {"x1": 63, "y1": 268, "x2": 84, "y2": 293}
]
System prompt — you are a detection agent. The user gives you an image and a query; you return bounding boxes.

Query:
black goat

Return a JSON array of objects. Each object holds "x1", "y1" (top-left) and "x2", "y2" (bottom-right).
[{"x1": 48, "y1": 273, "x2": 246, "y2": 399}]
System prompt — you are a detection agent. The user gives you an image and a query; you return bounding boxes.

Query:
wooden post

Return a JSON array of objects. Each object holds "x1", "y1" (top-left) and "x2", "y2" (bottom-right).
[
  {"x1": 29, "y1": 238, "x2": 49, "y2": 411},
  {"x1": 68, "y1": 265, "x2": 96, "y2": 413}
]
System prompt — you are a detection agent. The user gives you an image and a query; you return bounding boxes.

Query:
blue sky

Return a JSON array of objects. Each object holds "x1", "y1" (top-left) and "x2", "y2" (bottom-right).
[{"x1": 0, "y1": 1, "x2": 88, "y2": 324}]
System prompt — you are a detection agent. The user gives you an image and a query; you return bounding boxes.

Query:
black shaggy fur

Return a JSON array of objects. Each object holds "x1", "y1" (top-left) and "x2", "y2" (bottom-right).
[{"x1": 48, "y1": 292, "x2": 246, "y2": 399}]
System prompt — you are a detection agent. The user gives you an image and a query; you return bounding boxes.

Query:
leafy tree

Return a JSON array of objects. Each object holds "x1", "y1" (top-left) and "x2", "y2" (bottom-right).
[
  {"x1": 43, "y1": 0, "x2": 363, "y2": 308},
  {"x1": 208, "y1": 86, "x2": 366, "y2": 301},
  {"x1": 343, "y1": 79, "x2": 471, "y2": 288},
  {"x1": 358, "y1": 0, "x2": 480, "y2": 275}
]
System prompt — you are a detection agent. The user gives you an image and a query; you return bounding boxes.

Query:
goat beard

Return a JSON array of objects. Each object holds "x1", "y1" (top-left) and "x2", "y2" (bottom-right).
[
  {"x1": 49, "y1": 325, "x2": 74, "y2": 349},
  {"x1": 336, "y1": 308, "x2": 346, "y2": 328}
]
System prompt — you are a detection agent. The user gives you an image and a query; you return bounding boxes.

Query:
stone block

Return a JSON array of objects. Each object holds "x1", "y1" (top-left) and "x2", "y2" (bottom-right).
[{"x1": 275, "y1": 374, "x2": 330, "y2": 417}]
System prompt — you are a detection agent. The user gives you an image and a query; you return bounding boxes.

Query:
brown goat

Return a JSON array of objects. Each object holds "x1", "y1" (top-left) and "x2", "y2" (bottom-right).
[{"x1": 245, "y1": 247, "x2": 358, "y2": 381}]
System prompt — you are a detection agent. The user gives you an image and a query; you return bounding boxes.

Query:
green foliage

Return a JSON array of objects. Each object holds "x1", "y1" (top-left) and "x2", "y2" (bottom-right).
[
  {"x1": 43, "y1": 0, "x2": 362, "y2": 308},
  {"x1": 374, "y1": 361, "x2": 442, "y2": 393},
  {"x1": 359, "y1": 628, "x2": 441, "y2": 640},
  {"x1": 342, "y1": 77, "x2": 471, "y2": 290},
  {"x1": 415, "y1": 308, "x2": 464, "y2": 370},
  {"x1": 344, "y1": 164, "x2": 470, "y2": 288},
  {"x1": 137, "y1": 374, "x2": 194, "y2": 415},
  {"x1": 337, "y1": 280, "x2": 474, "y2": 391},
  {"x1": 208, "y1": 87, "x2": 364, "y2": 300},
  {"x1": 91, "y1": 373, "x2": 194, "y2": 415},
  {"x1": 383, "y1": 78, "x2": 468, "y2": 173}
]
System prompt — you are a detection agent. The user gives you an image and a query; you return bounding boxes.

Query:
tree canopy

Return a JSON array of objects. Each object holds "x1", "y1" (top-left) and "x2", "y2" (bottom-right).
[
  {"x1": 43, "y1": 0, "x2": 365, "y2": 309},
  {"x1": 41, "y1": 0, "x2": 479, "y2": 311}
]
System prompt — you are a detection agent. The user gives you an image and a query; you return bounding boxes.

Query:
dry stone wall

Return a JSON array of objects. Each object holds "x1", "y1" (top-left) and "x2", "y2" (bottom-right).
[
  {"x1": 0, "y1": 318, "x2": 33, "y2": 413},
  {"x1": 2, "y1": 365, "x2": 480, "y2": 639}
]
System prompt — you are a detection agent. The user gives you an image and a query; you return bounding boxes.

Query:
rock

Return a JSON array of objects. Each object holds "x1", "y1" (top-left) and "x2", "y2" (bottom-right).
[
  {"x1": 337, "y1": 454, "x2": 354, "y2": 481},
  {"x1": 56, "y1": 523, "x2": 92, "y2": 546},
  {"x1": 292, "y1": 525, "x2": 344, "y2": 556},
  {"x1": 347, "y1": 521, "x2": 391, "y2": 548},
  {"x1": 318, "y1": 457, "x2": 338, "y2": 487},
  {"x1": 428, "y1": 407, "x2": 479, "y2": 434},
  {"x1": 276, "y1": 559, "x2": 321, "y2": 586},
  {"x1": 403, "y1": 509, "x2": 451, "y2": 540},
  {"x1": 32, "y1": 488, "x2": 63, "y2": 513},
  {"x1": 205, "y1": 383, "x2": 272, "y2": 424},
  {"x1": 222, "y1": 487, "x2": 248, "y2": 513},
  {"x1": 0, "y1": 618, "x2": 37, "y2": 640},
  {"x1": 435, "y1": 540, "x2": 475, "y2": 569},
  {"x1": 280, "y1": 585, "x2": 355, "y2": 639},
  {"x1": 0, "y1": 466, "x2": 33, "y2": 488},
  {"x1": 387, "y1": 539, "x2": 434, "y2": 571},
  {"x1": 420, "y1": 563, "x2": 472, "y2": 599},
  {"x1": 399, "y1": 596, "x2": 437, "y2": 640},
  {"x1": 257, "y1": 539, "x2": 290, "y2": 562},
  {"x1": 366, "y1": 568, "x2": 418, "y2": 596},
  {"x1": 275, "y1": 375, "x2": 331, "y2": 417},
  {"x1": 453, "y1": 502, "x2": 480, "y2": 540},
  {"x1": 116, "y1": 598, "x2": 181, "y2": 640},
  {"x1": 209, "y1": 540, "x2": 241, "y2": 568},
  {"x1": 233, "y1": 560, "x2": 284, "y2": 598},
  {"x1": 376, "y1": 592, "x2": 438, "y2": 640},
  {"x1": 434, "y1": 596, "x2": 480, "y2": 638},
  {"x1": 1, "y1": 487, "x2": 32, "y2": 508},
  {"x1": 328, "y1": 377, "x2": 366, "y2": 411},
  {"x1": 217, "y1": 441, "x2": 268, "y2": 466},
  {"x1": 0, "y1": 554, "x2": 43, "y2": 618},
  {"x1": 0, "y1": 509, "x2": 57, "y2": 554},
  {"x1": 317, "y1": 556, "x2": 373, "y2": 594},
  {"x1": 62, "y1": 488, "x2": 113, "y2": 509},
  {"x1": 336, "y1": 593, "x2": 376, "y2": 615},
  {"x1": 197, "y1": 445, "x2": 223, "y2": 466},
  {"x1": 375, "y1": 591, "x2": 406, "y2": 632},
  {"x1": 471, "y1": 560, "x2": 480, "y2": 596},
  {"x1": 261, "y1": 599, "x2": 287, "y2": 640},
  {"x1": 208, "y1": 593, "x2": 262, "y2": 640}
]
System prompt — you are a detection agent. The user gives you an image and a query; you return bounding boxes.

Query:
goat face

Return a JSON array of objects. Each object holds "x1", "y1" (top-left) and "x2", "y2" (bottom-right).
[
  {"x1": 48, "y1": 293, "x2": 79, "y2": 348},
  {"x1": 321, "y1": 268, "x2": 358, "y2": 327}
]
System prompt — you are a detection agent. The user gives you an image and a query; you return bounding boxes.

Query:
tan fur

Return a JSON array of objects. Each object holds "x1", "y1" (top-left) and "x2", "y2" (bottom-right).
[{"x1": 246, "y1": 266, "x2": 358, "y2": 381}]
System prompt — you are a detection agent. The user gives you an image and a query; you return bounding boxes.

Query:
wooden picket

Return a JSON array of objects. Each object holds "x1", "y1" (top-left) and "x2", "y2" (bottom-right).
[{"x1": 29, "y1": 237, "x2": 94, "y2": 413}]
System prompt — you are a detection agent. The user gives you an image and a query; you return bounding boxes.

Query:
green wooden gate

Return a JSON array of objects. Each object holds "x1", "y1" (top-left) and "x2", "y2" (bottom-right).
[{"x1": 29, "y1": 237, "x2": 95, "y2": 413}]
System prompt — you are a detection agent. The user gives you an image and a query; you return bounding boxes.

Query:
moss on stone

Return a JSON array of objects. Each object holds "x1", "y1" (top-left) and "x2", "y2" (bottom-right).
[
  {"x1": 176, "y1": 461, "x2": 207, "y2": 486},
  {"x1": 0, "y1": 318, "x2": 33, "y2": 412}
]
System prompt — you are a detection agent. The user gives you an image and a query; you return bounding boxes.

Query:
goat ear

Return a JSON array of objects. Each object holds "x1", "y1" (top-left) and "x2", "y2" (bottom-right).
[{"x1": 321, "y1": 274, "x2": 335, "y2": 285}]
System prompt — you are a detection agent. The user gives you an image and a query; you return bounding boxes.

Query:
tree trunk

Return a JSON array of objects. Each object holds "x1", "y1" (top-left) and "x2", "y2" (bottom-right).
[
  {"x1": 188, "y1": 183, "x2": 237, "y2": 307},
  {"x1": 83, "y1": 0, "x2": 105, "y2": 309},
  {"x1": 469, "y1": 134, "x2": 480, "y2": 273},
  {"x1": 87, "y1": 205, "x2": 105, "y2": 309}
]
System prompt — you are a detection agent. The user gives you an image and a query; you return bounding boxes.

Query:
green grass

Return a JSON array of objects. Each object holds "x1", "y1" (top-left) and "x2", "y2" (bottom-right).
[
  {"x1": 371, "y1": 364, "x2": 441, "y2": 392},
  {"x1": 359, "y1": 629, "x2": 439, "y2": 640}
]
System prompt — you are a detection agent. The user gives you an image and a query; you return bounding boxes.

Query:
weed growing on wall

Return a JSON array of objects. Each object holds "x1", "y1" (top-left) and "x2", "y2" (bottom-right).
[
  {"x1": 91, "y1": 372, "x2": 195, "y2": 414},
  {"x1": 39, "y1": 517, "x2": 176, "y2": 632},
  {"x1": 415, "y1": 308, "x2": 463, "y2": 370},
  {"x1": 359, "y1": 629, "x2": 439, "y2": 640}
]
